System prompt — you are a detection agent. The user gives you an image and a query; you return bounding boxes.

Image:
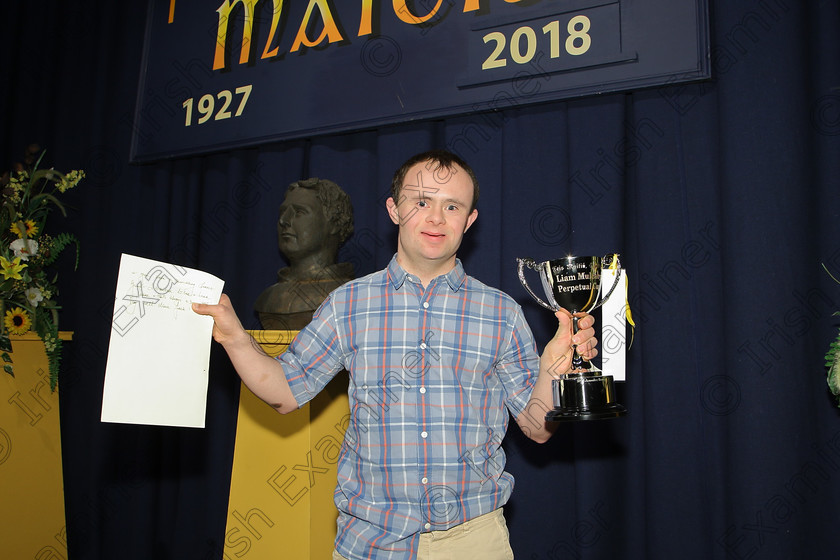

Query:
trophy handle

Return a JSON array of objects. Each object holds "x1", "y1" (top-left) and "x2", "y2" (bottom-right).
[
  {"x1": 516, "y1": 258, "x2": 556, "y2": 311},
  {"x1": 595, "y1": 254, "x2": 622, "y2": 309}
]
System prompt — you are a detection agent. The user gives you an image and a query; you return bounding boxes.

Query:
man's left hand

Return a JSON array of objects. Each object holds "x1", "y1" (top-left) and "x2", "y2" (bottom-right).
[{"x1": 542, "y1": 309, "x2": 598, "y2": 376}]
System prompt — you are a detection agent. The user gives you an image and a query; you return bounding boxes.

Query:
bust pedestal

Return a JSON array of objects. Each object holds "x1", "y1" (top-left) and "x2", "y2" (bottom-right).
[{"x1": 224, "y1": 330, "x2": 349, "y2": 560}]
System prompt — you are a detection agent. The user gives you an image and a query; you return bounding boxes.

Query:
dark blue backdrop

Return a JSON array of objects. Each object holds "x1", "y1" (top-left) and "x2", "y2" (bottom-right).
[{"x1": 3, "y1": 1, "x2": 839, "y2": 559}]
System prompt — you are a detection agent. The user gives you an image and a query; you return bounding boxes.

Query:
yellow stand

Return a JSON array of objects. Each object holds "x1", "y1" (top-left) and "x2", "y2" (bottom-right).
[
  {"x1": 0, "y1": 332, "x2": 73, "y2": 559},
  {"x1": 223, "y1": 330, "x2": 349, "y2": 559}
]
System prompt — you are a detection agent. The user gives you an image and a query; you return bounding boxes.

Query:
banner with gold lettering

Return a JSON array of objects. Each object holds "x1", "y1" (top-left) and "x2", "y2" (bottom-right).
[{"x1": 131, "y1": 0, "x2": 709, "y2": 162}]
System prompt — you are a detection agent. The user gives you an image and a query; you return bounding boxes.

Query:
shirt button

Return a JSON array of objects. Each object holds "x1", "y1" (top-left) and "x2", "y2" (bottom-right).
[
  {"x1": 421, "y1": 477, "x2": 428, "y2": 484},
  {"x1": 421, "y1": 431, "x2": 428, "y2": 438},
  {"x1": 425, "y1": 523, "x2": 431, "y2": 530},
  {"x1": 422, "y1": 302, "x2": 429, "y2": 308},
  {"x1": 420, "y1": 342, "x2": 427, "y2": 349},
  {"x1": 419, "y1": 387, "x2": 426, "y2": 394}
]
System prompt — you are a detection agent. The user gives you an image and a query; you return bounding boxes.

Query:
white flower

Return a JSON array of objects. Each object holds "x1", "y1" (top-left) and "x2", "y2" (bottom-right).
[
  {"x1": 24, "y1": 287, "x2": 44, "y2": 308},
  {"x1": 10, "y1": 238, "x2": 39, "y2": 260}
]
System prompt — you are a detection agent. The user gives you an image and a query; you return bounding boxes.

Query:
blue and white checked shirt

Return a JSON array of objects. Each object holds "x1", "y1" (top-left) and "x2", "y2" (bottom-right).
[{"x1": 280, "y1": 256, "x2": 540, "y2": 559}]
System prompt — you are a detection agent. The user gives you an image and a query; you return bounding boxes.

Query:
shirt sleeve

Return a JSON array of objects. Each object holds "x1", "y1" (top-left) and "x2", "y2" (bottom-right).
[
  {"x1": 278, "y1": 295, "x2": 347, "y2": 407},
  {"x1": 495, "y1": 304, "x2": 541, "y2": 419}
]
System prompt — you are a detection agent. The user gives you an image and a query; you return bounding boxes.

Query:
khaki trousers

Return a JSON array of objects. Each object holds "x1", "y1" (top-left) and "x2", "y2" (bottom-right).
[{"x1": 332, "y1": 508, "x2": 514, "y2": 560}]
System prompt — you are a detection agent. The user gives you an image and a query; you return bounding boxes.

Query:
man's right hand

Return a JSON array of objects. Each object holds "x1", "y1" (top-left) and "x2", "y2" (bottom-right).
[
  {"x1": 193, "y1": 294, "x2": 298, "y2": 413},
  {"x1": 192, "y1": 294, "x2": 250, "y2": 348}
]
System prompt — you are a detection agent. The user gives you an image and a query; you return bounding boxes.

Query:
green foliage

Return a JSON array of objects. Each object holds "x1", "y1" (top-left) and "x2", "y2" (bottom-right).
[
  {"x1": 825, "y1": 264, "x2": 840, "y2": 407},
  {"x1": 42, "y1": 232, "x2": 80, "y2": 270},
  {"x1": 827, "y1": 313, "x2": 840, "y2": 407}
]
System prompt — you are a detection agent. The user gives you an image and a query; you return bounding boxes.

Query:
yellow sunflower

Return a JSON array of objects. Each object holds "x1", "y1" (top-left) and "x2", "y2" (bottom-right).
[
  {"x1": 4, "y1": 307, "x2": 32, "y2": 335},
  {"x1": 10, "y1": 219, "x2": 38, "y2": 238}
]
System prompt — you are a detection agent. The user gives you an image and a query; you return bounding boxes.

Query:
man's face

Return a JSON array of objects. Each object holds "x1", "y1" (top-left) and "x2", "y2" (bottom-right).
[
  {"x1": 386, "y1": 160, "x2": 478, "y2": 276},
  {"x1": 277, "y1": 187, "x2": 330, "y2": 261}
]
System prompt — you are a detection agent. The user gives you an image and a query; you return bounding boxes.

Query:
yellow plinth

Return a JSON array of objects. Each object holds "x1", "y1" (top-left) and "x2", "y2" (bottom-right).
[
  {"x1": 0, "y1": 331, "x2": 73, "y2": 559},
  {"x1": 223, "y1": 330, "x2": 349, "y2": 559}
]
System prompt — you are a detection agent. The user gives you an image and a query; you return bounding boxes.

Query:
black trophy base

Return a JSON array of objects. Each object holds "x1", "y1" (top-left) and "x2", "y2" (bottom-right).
[
  {"x1": 546, "y1": 372, "x2": 627, "y2": 422},
  {"x1": 546, "y1": 403, "x2": 627, "y2": 422}
]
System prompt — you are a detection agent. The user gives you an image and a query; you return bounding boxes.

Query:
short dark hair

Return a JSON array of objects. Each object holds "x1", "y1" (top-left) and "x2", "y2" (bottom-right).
[
  {"x1": 287, "y1": 177, "x2": 354, "y2": 244},
  {"x1": 391, "y1": 150, "x2": 479, "y2": 212}
]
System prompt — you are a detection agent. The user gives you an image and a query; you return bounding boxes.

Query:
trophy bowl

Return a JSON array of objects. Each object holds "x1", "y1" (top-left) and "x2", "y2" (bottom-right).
[{"x1": 517, "y1": 255, "x2": 627, "y2": 422}]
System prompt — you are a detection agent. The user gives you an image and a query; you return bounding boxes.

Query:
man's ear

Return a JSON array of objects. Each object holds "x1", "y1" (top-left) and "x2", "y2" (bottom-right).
[
  {"x1": 327, "y1": 216, "x2": 342, "y2": 237},
  {"x1": 464, "y1": 208, "x2": 478, "y2": 233},
  {"x1": 386, "y1": 197, "x2": 401, "y2": 225},
  {"x1": 324, "y1": 209, "x2": 341, "y2": 237}
]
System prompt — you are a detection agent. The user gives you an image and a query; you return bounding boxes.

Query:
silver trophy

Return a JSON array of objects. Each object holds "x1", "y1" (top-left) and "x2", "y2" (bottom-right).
[{"x1": 517, "y1": 255, "x2": 627, "y2": 421}]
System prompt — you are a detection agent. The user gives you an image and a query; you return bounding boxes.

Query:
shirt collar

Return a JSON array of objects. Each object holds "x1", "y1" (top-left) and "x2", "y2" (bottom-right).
[{"x1": 386, "y1": 255, "x2": 466, "y2": 292}]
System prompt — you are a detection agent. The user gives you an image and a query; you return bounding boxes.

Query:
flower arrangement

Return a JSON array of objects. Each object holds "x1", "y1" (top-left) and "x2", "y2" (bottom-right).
[
  {"x1": 825, "y1": 264, "x2": 840, "y2": 407},
  {"x1": 0, "y1": 146, "x2": 82, "y2": 390}
]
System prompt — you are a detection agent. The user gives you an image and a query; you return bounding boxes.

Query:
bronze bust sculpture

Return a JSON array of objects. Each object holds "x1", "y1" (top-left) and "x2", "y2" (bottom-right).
[{"x1": 254, "y1": 177, "x2": 355, "y2": 330}]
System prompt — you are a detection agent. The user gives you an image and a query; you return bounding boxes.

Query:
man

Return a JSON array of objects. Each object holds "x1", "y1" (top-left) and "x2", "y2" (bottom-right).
[
  {"x1": 193, "y1": 150, "x2": 598, "y2": 559},
  {"x1": 254, "y1": 177, "x2": 355, "y2": 329}
]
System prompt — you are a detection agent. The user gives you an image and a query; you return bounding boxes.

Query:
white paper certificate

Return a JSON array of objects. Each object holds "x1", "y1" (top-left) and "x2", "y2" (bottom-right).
[{"x1": 101, "y1": 254, "x2": 224, "y2": 428}]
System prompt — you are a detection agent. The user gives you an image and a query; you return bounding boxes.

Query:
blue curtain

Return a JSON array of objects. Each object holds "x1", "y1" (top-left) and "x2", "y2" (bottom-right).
[{"x1": 3, "y1": 1, "x2": 839, "y2": 558}]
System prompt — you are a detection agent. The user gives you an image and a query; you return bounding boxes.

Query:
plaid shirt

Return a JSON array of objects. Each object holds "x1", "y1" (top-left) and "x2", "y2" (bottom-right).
[{"x1": 281, "y1": 256, "x2": 540, "y2": 559}]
